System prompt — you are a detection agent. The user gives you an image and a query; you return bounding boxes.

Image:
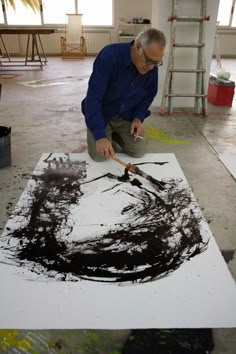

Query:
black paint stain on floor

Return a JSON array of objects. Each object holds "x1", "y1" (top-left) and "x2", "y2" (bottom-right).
[
  {"x1": 221, "y1": 249, "x2": 235, "y2": 264},
  {"x1": 0, "y1": 155, "x2": 209, "y2": 283},
  {"x1": 122, "y1": 329, "x2": 214, "y2": 354}
]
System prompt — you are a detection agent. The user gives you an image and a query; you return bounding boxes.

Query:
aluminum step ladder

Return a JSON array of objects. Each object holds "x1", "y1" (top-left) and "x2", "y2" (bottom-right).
[
  {"x1": 160, "y1": 0, "x2": 210, "y2": 115},
  {"x1": 214, "y1": 20, "x2": 221, "y2": 68}
]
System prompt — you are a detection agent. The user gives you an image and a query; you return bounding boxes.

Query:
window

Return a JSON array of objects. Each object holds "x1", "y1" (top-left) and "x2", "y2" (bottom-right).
[
  {"x1": 217, "y1": 0, "x2": 236, "y2": 27},
  {"x1": 0, "y1": 5, "x2": 4, "y2": 23},
  {"x1": 43, "y1": 0, "x2": 75, "y2": 25},
  {"x1": 5, "y1": 0, "x2": 41, "y2": 25},
  {"x1": 0, "y1": 0, "x2": 113, "y2": 26},
  {"x1": 78, "y1": 0, "x2": 113, "y2": 26},
  {"x1": 232, "y1": 4, "x2": 236, "y2": 26}
]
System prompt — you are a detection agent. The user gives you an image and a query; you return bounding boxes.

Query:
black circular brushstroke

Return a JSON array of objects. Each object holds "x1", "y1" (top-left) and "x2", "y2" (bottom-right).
[{"x1": 0, "y1": 155, "x2": 209, "y2": 283}]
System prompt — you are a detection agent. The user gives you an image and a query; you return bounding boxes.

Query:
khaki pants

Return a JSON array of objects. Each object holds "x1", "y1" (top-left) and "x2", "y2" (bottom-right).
[{"x1": 87, "y1": 118, "x2": 147, "y2": 162}]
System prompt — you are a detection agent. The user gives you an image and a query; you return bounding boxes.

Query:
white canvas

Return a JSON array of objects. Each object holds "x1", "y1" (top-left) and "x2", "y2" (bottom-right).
[
  {"x1": 219, "y1": 153, "x2": 236, "y2": 180},
  {"x1": 0, "y1": 153, "x2": 236, "y2": 329}
]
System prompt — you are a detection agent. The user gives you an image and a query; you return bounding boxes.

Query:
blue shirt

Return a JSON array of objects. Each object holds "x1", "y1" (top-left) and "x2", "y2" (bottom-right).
[{"x1": 81, "y1": 42, "x2": 158, "y2": 141}]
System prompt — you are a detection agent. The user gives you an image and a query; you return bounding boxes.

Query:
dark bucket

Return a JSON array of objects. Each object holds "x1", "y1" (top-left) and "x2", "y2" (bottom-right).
[{"x1": 0, "y1": 126, "x2": 11, "y2": 169}]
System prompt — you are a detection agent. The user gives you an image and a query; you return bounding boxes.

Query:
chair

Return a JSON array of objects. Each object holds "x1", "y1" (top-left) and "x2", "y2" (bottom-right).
[{"x1": 61, "y1": 14, "x2": 86, "y2": 59}]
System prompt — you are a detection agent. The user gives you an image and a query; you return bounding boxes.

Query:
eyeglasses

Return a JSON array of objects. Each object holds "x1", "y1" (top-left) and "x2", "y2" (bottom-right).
[{"x1": 141, "y1": 45, "x2": 163, "y2": 67}]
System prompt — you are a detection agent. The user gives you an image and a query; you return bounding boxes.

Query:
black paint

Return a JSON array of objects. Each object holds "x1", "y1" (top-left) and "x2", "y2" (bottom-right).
[
  {"x1": 0, "y1": 155, "x2": 209, "y2": 283},
  {"x1": 0, "y1": 126, "x2": 11, "y2": 168},
  {"x1": 135, "y1": 161, "x2": 168, "y2": 166},
  {"x1": 221, "y1": 249, "x2": 235, "y2": 264},
  {"x1": 122, "y1": 329, "x2": 214, "y2": 354},
  {"x1": 0, "y1": 126, "x2": 11, "y2": 138}
]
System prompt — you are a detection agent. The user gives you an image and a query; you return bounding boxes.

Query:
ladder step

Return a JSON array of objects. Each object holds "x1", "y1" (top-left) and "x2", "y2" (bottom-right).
[
  {"x1": 166, "y1": 94, "x2": 206, "y2": 97},
  {"x1": 170, "y1": 69, "x2": 206, "y2": 73},
  {"x1": 173, "y1": 43, "x2": 204, "y2": 48},
  {"x1": 168, "y1": 16, "x2": 210, "y2": 22},
  {"x1": 161, "y1": 0, "x2": 209, "y2": 115}
]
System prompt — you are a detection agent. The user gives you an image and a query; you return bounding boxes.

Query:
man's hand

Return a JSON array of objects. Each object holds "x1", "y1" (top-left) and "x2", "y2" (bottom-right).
[
  {"x1": 130, "y1": 118, "x2": 144, "y2": 141},
  {"x1": 96, "y1": 138, "x2": 115, "y2": 158}
]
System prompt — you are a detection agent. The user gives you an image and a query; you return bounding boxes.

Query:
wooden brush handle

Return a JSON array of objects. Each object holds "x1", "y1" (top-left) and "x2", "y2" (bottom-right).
[
  {"x1": 112, "y1": 156, "x2": 129, "y2": 168},
  {"x1": 112, "y1": 156, "x2": 137, "y2": 174}
]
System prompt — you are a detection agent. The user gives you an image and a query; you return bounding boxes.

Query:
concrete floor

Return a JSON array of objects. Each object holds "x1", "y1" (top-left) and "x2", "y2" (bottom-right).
[{"x1": 0, "y1": 57, "x2": 236, "y2": 353}]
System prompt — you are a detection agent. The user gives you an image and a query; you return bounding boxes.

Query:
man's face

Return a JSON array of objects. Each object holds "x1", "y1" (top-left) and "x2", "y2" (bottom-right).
[{"x1": 134, "y1": 42, "x2": 165, "y2": 75}]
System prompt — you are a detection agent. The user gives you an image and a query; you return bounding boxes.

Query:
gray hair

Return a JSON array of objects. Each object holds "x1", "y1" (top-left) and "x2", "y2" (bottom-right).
[{"x1": 134, "y1": 28, "x2": 166, "y2": 49}]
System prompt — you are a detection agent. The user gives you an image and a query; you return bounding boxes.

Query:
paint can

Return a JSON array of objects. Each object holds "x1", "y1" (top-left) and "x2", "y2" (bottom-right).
[{"x1": 0, "y1": 126, "x2": 11, "y2": 169}]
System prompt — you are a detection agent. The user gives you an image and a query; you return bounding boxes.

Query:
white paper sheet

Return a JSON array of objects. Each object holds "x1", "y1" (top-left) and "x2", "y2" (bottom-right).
[
  {"x1": 219, "y1": 153, "x2": 236, "y2": 180},
  {"x1": 0, "y1": 153, "x2": 236, "y2": 329}
]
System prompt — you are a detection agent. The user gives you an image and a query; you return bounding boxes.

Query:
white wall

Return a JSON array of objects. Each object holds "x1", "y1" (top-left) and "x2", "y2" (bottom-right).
[
  {"x1": 151, "y1": 0, "x2": 220, "y2": 108},
  {"x1": 112, "y1": 0, "x2": 152, "y2": 42}
]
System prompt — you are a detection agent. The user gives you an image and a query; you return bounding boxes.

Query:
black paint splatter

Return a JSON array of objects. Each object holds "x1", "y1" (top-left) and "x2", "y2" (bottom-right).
[
  {"x1": 0, "y1": 154, "x2": 209, "y2": 283},
  {"x1": 221, "y1": 249, "x2": 235, "y2": 264},
  {"x1": 122, "y1": 329, "x2": 214, "y2": 354}
]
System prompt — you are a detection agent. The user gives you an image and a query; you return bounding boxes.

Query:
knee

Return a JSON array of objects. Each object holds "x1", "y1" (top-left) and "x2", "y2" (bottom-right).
[
  {"x1": 124, "y1": 140, "x2": 147, "y2": 158},
  {"x1": 127, "y1": 149, "x2": 146, "y2": 158}
]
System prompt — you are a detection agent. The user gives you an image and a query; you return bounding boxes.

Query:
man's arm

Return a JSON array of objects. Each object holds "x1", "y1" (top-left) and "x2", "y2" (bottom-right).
[
  {"x1": 84, "y1": 49, "x2": 115, "y2": 157},
  {"x1": 130, "y1": 72, "x2": 158, "y2": 140},
  {"x1": 132, "y1": 71, "x2": 158, "y2": 123},
  {"x1": 85, "y1": 51, "x2": 112, "y2": 140}
]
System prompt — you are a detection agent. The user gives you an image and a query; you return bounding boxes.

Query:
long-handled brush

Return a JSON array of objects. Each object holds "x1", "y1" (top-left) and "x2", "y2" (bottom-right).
[{"x1": 112, "y1": 155, "x2": 166, "y2": 190}]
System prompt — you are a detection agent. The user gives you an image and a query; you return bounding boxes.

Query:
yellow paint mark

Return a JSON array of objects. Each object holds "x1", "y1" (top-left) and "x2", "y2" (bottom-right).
[
  {"x1": 144, "y1": 125, "x2": 189, "y2": 145},
  {"x1": 0, "y1": 330, "x2": 32, "y2": 352}
]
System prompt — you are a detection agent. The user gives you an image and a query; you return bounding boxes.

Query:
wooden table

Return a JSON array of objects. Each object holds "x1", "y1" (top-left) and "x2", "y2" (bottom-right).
[{"x1": 0, "y1": 28, "x2": 56, "y2": 69}]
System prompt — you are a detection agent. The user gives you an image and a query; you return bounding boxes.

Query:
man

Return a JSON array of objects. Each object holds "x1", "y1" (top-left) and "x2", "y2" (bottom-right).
[{"x1": 81, "y1": 28, "x2": 166, "y2": 162}]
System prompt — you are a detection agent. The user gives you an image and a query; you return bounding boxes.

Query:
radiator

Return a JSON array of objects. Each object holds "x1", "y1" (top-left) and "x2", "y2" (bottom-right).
[
  {"x1": 214, "y1": 31, "x2": 236, "y2": 57},
  {"x1": 0, "y1": 31, "x2": 111, "y2": 56},
  {"x1": 0, "y1": 34, "x2": 20, "y2": 55},
  {"x1": 40, "y1": 32, "x2": 62, "y2": 54},
  {"x1": 41, "y1": 30, "x2": 111, "y2": 55},
  {"x1": 84, "y1": 31, "x2": 111, "y2": 55}
]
